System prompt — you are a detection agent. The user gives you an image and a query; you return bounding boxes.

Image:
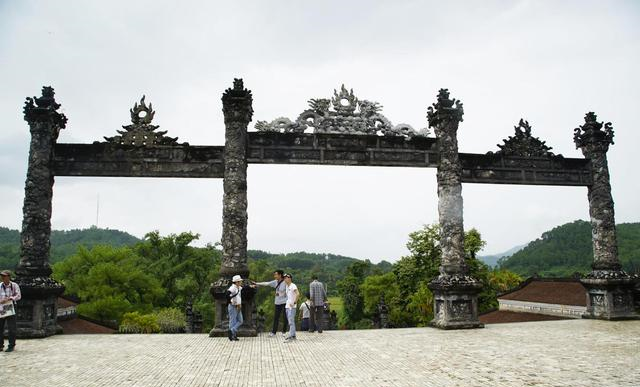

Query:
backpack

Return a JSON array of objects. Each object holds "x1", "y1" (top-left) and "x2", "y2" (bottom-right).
[{"x1": 226, "y1": 288, "x2": 240, "y2": 305}]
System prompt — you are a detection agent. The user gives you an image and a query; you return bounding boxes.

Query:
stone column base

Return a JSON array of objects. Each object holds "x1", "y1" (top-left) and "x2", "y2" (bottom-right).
[
  {"x1": 14, "y1": 276, "x2": 65, "y2": 338},
  {"x1": 428, "y1": 274, "x2": 484, "y2": 330},
  {"x1": 208, "y1": 278, "x2": 257, "y2": 337},
  {"x1": 581, "y1": 271, "x2": 639, "y2": 320}
]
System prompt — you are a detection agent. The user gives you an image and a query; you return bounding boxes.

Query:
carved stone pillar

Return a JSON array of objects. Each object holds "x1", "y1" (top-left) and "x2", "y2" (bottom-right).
[
  {"x1": 574, "y1": 113, "x2": 638, "y2": 320},
  {"x1": 210, "y1": 79, "x2": 257, "y2": 337},
  {"x1": 15, "y1": 87, "x2": 66, "y2": 338},
  {"x1": 427, "y1": 89, "x2": 483, "y2": 329}
]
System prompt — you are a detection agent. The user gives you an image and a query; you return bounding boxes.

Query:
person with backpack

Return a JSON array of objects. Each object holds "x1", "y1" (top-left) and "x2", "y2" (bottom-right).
[
  {"x1": 226, "y1": 275, "x2": 244, "y2": 341},
  {"x1": 0, "y1": 270, "x2": 21, "y2": 352},
  {"x1": 253, "y1": 270, "x2": 288, "y2": 337},
  {"x1": 299, "y1": 292, "x2": 312, "y2": 332}
]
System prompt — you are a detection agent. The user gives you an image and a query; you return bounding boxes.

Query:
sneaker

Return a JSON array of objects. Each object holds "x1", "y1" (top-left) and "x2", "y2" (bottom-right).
[
  {"x1": 268, "y1": 332, "x2": 276, "y2": 337},
  {"x1": 281, "y1": 332, "x2": 286, "y2": 337},
  {"x1": 284, "y1": 335, "x2": 296, "y2": 342},
  {"x1": 5, "y1": 347, "x2": 13, "y2": 353}
]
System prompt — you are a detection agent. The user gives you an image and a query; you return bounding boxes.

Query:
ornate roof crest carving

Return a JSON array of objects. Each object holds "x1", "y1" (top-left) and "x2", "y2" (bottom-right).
[
  {"x1": 574, "y1": 112, "x2": 614, "y2": 150},
  {"x1": 103, "y1": 96, "x2": 186, "y2": 146},
  {"x1": 23, "y1": 86, "x2": 68, "y2": 132},
  {"x1": 254, "y1": 85, "x2": 427, "y2": 137},
  {"x1": 493, "y1": 119, "x2": 556, "y2": 157}
]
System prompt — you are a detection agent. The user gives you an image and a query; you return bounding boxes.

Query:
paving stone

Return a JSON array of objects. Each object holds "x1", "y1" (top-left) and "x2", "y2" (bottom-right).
[{"x1": 3, "y1": 319, "x2": 639, "y2": 387}]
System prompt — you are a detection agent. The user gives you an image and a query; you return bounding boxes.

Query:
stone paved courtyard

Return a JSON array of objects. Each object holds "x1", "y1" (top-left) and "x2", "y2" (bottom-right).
[{"x1": 4, "y1": 319, "x2": 639, "y2": 387}]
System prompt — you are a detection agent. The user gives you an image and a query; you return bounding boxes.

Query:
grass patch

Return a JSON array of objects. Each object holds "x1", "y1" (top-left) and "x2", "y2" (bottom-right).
[{"x1": 327, "y1": 296, "x2": 344, "y2": 321}]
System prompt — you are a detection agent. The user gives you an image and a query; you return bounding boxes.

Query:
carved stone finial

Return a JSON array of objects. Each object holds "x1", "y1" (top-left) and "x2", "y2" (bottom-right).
[
  {"x1": 495, "y1": 119, "x2": 555, "y2": 157},
  {"x1": 103, "y1": 96, "x2": 183, "y2": 146},
  {"x1": 574, "y1": 112, "x2": 614, "y2": 154},
  {"x1": 254, "y1": 85, "x2": 424, "y2": 137},
  {"x1": 23, "y1": 86, "x2": 68, "y2": 131},
  {"x1": 427, "y1": 88, "x2": 464, "y2": 129},
  {"x1": 222, "y1": 78, "x2": 253, "y2": 123}
]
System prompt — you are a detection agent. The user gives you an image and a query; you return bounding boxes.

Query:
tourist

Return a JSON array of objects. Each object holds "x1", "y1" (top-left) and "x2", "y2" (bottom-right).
[
  {"x1": 309, "y1": 275, "x2": 327, "y2": 333},
  {"x1": 227, "y1": 275, "x2": 244, "y2": 341},
  {"x1": 253, "y1": 270, "x2": 288, "y2": 337},
  {"x1": 0, "y1": 270, "x2": 21, "y2": 352},
  {"x1": 283, "y1": 273, "x2": 298, "y2": 342},
  {"x1": 299, "y1": 292, "x2": 312, "y2": 332}
]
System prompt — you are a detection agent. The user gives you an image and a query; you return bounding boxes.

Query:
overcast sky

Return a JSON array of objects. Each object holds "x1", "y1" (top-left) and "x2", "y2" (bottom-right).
[{"x1": 1, "y1": 1, "x2": 638, "y2": 262}]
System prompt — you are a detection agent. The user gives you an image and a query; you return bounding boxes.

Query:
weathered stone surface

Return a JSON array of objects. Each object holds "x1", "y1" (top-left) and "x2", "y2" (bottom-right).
[
  {"x1": 574, "y1": 112, "x2": 638, "y2": 320},
  {"x1": 103, "y1": 96, "x2": 185, "y2": 146},
  {"x1": 493, "y1": 119, "x2": 556, "y2": 157},
  {"x1": 16, "y1": 86, "x2": 67, "y2": 338},
  {"x1": 255, "y1": 85, "x2": 425, "y2": 137},
  {"x1": 211, "y1": 79, "x2": 256, "y2": 337},
  {"x1": 53, "y1": 143, "x2": 224, "y2": 178},
  {"x1": 427, "y1": 89, "x2": 483, "y2": 329}
]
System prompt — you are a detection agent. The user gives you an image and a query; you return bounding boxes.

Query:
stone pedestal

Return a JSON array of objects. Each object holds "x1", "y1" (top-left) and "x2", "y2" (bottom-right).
[
  {"x1": 209, "y1": 279, "x2": 257, "y2": 337},
  {"x1": 581, "y1": 271, "x2": 638, "y2": 320},
  {"x1": 15, "y1": 277, "x2": 64, "y2": 338},
  {"x1": 429, "y1": 275, "x2": 483, "y2": 329}
]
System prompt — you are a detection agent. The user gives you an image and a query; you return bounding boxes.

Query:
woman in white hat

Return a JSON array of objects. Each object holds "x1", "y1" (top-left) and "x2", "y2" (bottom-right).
[{"x1": 227, "y1": 275, "x2": 244, "y2": 341}]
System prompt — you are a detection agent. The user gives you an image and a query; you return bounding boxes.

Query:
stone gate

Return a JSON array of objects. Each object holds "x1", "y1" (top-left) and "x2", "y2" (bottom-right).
[{"x1": 14, "y1": 80, "x2": 637, "y2": 337}]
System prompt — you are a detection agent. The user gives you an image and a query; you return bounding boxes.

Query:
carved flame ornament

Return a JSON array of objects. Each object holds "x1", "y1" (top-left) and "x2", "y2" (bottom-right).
[
  {"x1": 103, "y1": 96, "x2": 185, "y2": 146},
  {"x1": 255, "y1": 85, "x2": 427, "y2": 137},
  {"x1": 574, "y1": 112, "x2": 614, "y2": 151},
  {"x1": 493, "y1": 119, "x2": 556, "y2": 157}
]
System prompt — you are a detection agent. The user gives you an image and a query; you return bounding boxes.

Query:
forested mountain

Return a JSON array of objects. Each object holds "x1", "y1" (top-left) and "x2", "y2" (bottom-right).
[
  {"x1": 0, "y1": 226, "x2": 140, "y2": 270},
  {"x1": 498, "y1": 220, "x2": 640, "y2": 277}
]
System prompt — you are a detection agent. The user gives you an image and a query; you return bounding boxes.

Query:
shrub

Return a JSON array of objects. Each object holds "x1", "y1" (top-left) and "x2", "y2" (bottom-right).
[
  {"x1": 155, "y1": 308, "x2": 186, "y2": 333},
  {"x1": 119, "y1": 311, "x2": 160, "y2": 334}
]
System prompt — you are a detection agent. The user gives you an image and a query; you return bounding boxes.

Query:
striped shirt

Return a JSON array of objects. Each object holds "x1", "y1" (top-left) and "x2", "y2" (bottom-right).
[{"x1": 309, "y1": 280, "x2": 326, "y2": 307}]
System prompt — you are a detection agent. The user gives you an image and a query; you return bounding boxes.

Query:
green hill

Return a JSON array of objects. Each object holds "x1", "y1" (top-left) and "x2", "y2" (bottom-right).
[
  {"x1": 498, "y1": 220, "x2": 640, "y2": 277},
  {"x1": 0, "y1": 226, "x2": 141, "y2": 271}
]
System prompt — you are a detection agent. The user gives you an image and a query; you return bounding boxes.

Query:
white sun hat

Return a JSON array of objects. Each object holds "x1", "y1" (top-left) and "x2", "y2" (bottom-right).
[{"x1": 232, "y1": 275, "x2": 243, "y2": 283}]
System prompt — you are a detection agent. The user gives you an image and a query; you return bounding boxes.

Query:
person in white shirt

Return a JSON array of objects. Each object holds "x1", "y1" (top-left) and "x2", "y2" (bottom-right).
[
  {"x1": 227, "y1": 275, "x2": 244, "y2": 341},
  {"x1": 0, "y1": 270, "x2": 21, "y2": 352},
  {"x1": 283, "y1": 273, "x2": 298, "y2": 342},
  {"x1": 298, "y1": 292, "x2": 311, "y2": 332}
]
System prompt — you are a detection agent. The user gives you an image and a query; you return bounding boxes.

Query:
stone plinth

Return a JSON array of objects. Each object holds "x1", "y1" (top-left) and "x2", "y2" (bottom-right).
[
  {"x1": 429, "y1": 274, "x2": 484, "y2": 329},
  {"x1": 581, "y1": 270, "x2": 638, "y2": 320},
  {"x1": 15, "y1": 276, "x2": 64, "y2": 338},
  {"x1": 209, "y1": 278, "x2": 257, "y2": 337}
]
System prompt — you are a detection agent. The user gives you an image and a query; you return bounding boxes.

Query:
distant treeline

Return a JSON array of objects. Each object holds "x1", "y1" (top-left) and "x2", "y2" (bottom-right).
[{"x1": 0, "y1": 226, "x2": 140, "y2": 270}]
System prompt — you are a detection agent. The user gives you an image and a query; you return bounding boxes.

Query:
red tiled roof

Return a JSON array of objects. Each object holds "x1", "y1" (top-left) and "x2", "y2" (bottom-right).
[
  {"x1": 57, "y1": 296, "x2": 78, "y2": 308},
  {"x1": 498, "y1": 278, "x2": 587, "y2": 306},
  {"x1": 480, "y1": 310, "x2": 570, "y2": 324},
  {"x1": 59, "y1": 317, "x2": 116, "y2": 334}
]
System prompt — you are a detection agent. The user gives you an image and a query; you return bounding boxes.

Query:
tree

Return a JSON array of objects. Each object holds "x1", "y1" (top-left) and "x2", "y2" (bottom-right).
[{"x1": 53, "y1": 245, "x2": 165, "y2": 323}]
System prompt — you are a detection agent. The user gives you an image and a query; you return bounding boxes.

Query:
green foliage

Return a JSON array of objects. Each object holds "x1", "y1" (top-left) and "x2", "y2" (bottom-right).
[
  {"x1": 119, "y1": 311, "x2": 160, "y2": 334},
  {"x1": 155, "y1": 308, "x2": 187, "y2": 333},
  {"x1": 339, "y1": 224, "x2": 523, "y2": 328},
  {"x1": 53, "y1": 245, "x2": 165, "y2": 323},
  {"x1": 0, "y1": 226, "x2": 140, "y2": 271},
  {"x1": 498, "y1": 221, "x2": 640, "y2": 276}
]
